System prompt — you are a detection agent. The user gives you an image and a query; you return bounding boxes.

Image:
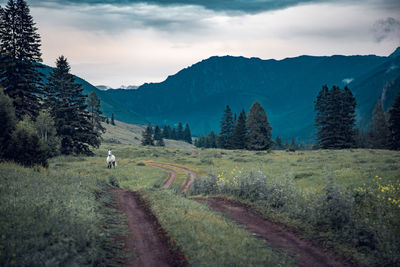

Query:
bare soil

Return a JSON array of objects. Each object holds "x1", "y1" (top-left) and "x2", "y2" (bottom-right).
[
  {"x1": 146, "y1": 162, "x2": 197, "y2": 192},
  {"x1": 146, "y1": 162, "x2": 177, "y2": 188},
  {"x1": 110, "y1": 189, "x2": 187, "y2": 267},
  {"x1": 195, "y1": 197, "x2": 351, "y2": 267}
]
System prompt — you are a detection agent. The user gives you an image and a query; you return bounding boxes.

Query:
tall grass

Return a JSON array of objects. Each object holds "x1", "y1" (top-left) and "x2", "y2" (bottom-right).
[
  {"x1": 191, "y1": 169, "x2": 400, "y2": 266},
  {"x1": 0, "y1": 162, "x2": 125, "y2": 266},
  {"x1": 140, "y1": 188, "x2": 295, "y2": 266}
]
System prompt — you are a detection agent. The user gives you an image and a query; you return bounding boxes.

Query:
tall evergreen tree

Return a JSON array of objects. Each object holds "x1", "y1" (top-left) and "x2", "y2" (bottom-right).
[
  {"x1": 154, "y1": 125, "x2": 165, "y2": 146},
  {"x1": 142, "y1": 123, "x2": 154, "y2": 146},
  {"x1": 218, "y1": 105, "x2": 234, "y2": 149},
  {"x1": 274, "y1": 136, "x2": 283, "y2": 150},
  {"x1": 87, "y1": 91, "x2": 105, "y2": 133},
  {"x1": 171, "y1": 128, "x2": 177, "y2": 140},
  {"x1": 369, "y1": 99, "x2": 392, "y2": 149},
  {"x1": 0, "y1": 0, "x2": 43, "y2": 119},
  {"x1": 389, "y1": 91, "x2": 400, "y2": 150},
  {"x1": 177, "y1": 122, "x2": 184, "y2": 140},
  {"x1": 183, "y1": 123, "x2": 192, "y2": 144},
  {"x1": 314, "y1": 85, "x2": 356, "y2": 149},
  {"x1": 45, "y1": 56, "x2": 101, "y2": 155},
  {"x1": 246, "y1": 102, "x2": 273, "y2": 150},
  {"x1": 111, "y1": 113, "x2": 115, "y2": 125},
  {"x1": 231, "y1": 109, "x2": 247, "y2": 149},
  {"x1": 162, "y1": 125, "x2": 170, "y2": 139}
]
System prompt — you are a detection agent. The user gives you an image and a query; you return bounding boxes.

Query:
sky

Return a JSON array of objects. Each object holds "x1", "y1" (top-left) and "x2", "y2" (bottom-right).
[{"x1": 2, "y1": 0, "x2": 400, "y2": 88}]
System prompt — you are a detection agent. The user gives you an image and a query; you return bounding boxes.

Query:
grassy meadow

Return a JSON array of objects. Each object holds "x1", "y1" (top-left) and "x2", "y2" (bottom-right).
[{"x1": 1, "y1": 141, "x2": 399, "y2": 266}]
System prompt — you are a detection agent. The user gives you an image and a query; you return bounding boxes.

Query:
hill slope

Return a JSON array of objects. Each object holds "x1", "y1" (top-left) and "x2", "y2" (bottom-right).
[
  {"x1": 41, "y1": 48, "x2": 400, "y2": 142},
  {"x1": 101, "y1": 50, "x2": 400, "y2": 141}
]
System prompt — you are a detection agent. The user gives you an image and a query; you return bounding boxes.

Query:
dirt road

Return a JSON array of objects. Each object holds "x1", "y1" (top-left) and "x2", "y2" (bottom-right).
[
  {"x1": 195, "y1": 197, "x2": 350, "y2": 267},
  {"x1": 110, "y1": 189, "x2": 186, "y2": 267},
  {"x1": 146, "y1": 161, "x2": 197, "y2": 192}
]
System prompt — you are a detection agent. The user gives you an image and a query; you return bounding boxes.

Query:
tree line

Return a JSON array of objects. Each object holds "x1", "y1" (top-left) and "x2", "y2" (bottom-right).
[
  {"x1": 142, "y1": 122, "x2": 192, "y2": 146},
  {"x1": 0, "y1": 0, "x2": 104, "y2": 167},
  {"x1": 196, "y1": 85, "x2": 400, "y2": 151},
  {"x1": 195, "y1": 102, "x2": 273, "y2": 150}
]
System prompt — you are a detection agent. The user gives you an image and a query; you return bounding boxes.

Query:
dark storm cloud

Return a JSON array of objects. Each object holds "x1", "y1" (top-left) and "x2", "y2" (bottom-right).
[
  {"x1": 27, "y1": 0, "x2": 400, "y2": 14},
  {"x1": 373, "y1": 17, "x2": 400, "y2": 42}
]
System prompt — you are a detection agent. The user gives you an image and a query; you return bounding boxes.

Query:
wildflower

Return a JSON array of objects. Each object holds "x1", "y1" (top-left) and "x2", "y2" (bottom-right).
[{"x1": 1, "y1": 234, "x2": 5, "y2": 240}]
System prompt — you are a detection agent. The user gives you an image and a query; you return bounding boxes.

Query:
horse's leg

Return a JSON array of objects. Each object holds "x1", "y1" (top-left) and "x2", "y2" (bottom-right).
[{"x1": 113, "y1": 161, "x2": 116, "y2": 168}]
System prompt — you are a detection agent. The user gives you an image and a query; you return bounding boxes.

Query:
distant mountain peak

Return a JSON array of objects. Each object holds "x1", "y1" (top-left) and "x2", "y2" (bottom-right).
[
  {"x1": 96, "y1": 85, "x2": 112, "y2": 91},
  {"x1": 389, "y1": 46, "x2": 400, "y2": 58}
]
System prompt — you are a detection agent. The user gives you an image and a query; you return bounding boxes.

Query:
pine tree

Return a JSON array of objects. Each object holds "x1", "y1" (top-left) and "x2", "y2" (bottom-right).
[
  {"x1": 162, "y1": 125, "x2": 170, "y2": 139},
  {"x1": 274, "y1": 136, "x2": 283, "y2": 150},
  {"x1": 177, "y1": 122, "x2": 184, "y2": 140},
  {"x1": 369, "y1": 99, "x2": 392, "y2": 149},
  {"x1": 0, "y1": 87, "x2": 16, "y2": 158},
  {"x1": 183, "y1": 123, "x2": 192, "y2": 144},
  {"x1": 111, "y1": 113, "x2": 115, "y2": 125},
  {"x1": 246, "y1": 102, "x2": 273, "y2": 150},
  {"x1": 171, "y1": 128, "x2": 177, "y2": 140},
  {"x1": 154, "y1": 125, "x2": 165, "y2": 146},
  {"x1": 45, "y1": 56, "x2": 101, "y2": 155},
  {"x1": 218, "y1": 105, "x2": 234, "y2": 149},
  {"x1": 87, "y1": 91, "x2": 105, "y2": 133},
  {"x1": 0, "y1": 0, "x2": 43, "y2": 119},
  {"x1": 231, "y1": 109, "x2": 247, "y2": 149},
  {"x1": 314, "y1": 85, "x2": 356, "y2": 149},
  {"x1": 389, "y1": 91, "x2": 400, "y2": 150},
  {"x1": 142, "y1": 123, "x2": 154, "y2": 146},
  {"x1": 106, "y1": 117, "x2": 109, "y2": 124}
]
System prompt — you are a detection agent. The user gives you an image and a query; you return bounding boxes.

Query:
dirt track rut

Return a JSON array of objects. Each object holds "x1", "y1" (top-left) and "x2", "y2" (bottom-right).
[
  {"x1": 111, "y1": 189, "x2": 185, "y2": 267},
  {"x1": 195, "y1": 197, "x2": 350, "y2": 267}
]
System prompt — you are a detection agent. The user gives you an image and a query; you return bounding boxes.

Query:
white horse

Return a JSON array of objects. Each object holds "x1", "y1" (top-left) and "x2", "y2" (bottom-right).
[{"x1": 106, "y1": 150, "x2": 116, "y2": 168}]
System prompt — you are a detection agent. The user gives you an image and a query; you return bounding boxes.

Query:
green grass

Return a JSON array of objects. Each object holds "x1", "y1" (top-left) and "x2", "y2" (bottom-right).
[
  {"x1": 139, "y1": 188, "x2": 295, "y2": 267},
  {"x1": 0, "y1": 162, "x2": 125, "y2": 266},
  {"x1": 3, "y1": 142, "x2": 399, "y2": 266}
]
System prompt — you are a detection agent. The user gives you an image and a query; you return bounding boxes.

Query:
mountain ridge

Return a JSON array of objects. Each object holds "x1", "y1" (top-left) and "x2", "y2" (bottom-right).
[{"x1": 40, "y1": 47, "x2": 400, "y2": 142}]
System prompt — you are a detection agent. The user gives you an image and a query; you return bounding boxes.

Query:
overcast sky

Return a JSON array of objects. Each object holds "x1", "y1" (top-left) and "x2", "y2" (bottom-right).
[{"x1": 2, "y1": 0, "x2": 400, "y2": 88}]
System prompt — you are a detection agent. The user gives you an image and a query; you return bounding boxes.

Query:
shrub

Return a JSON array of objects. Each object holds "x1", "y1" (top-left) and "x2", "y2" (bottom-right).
[{"x1": 6, "y1": 117, "x2": 49, "y2": 167}]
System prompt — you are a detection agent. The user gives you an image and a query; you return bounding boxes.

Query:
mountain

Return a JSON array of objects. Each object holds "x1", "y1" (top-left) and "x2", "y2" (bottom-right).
[
  {"x1": 40, "y1": 48, "x2": 400, "y2": 142},
  {"x1": 99, "y1": 49, "x2": 400, "y2": 141}
]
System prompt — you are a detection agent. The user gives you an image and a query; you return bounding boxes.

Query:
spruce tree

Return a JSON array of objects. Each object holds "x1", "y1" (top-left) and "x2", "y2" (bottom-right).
[
  {"x1": 231, "y1": 109, "x2": 247, "y2": 149},
  {"x1": 111, "y1": 113, "x2": 115, "y2": 125},
  {"x1": 314, "y1": 85, "x2": 356, "y2": 149},
  {"x1": 87, "y1": 91, "x2": 105, "y2": 133},
  {"x1": 171, "y1": 128, "x2": 177, "y2": 140},
  {"x1": 389, "y1": 91, "x2": 400, "y2": 150},
  {"x1": 177, "y1": 122, "x2": 184, "y2": 140},
  {"x1": 218, "y1": 105, "x2": 234, "y2": 149},
  {"x1": 45, "y1": 56, "x2": 101, "y2": 155},
  {"x1": 0, "y1": 0, "x2": 43, "y2": 119},
  {"x1": 162, "y1": 125, "x2": 170, "y2": 139},
  {"x1": 246, "y1": 102, "x2": 273, "y2": 150},
  {"x1": 154, "y1": 125, "x2": 165, "y2": 146},
  {"x1": 142, "y1": 123, "x2": 154, "y2": 146},
  {"x1": 183, "y1": 123, "x2": 192, "y2": 144},
  {"x1": 274, "y1": 136, "x2": 283, "y2": 150},
  {"x1": 369, "y1": 99, "x2": 392, "y2": 149}
]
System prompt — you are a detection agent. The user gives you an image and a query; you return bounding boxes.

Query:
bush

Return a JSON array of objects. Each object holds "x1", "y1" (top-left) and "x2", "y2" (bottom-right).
[{"x1": 6, "y1": 117, "x2": 49, "y2": 167}]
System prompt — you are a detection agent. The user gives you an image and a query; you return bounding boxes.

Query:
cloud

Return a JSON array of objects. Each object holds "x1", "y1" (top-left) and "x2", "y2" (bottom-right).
[
  {"x1": 27, "y1": 0, "x2": 400, "y2": 14},
  {"x1": 372, "y1": 17, "x2": 400, "y2": 42}
]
